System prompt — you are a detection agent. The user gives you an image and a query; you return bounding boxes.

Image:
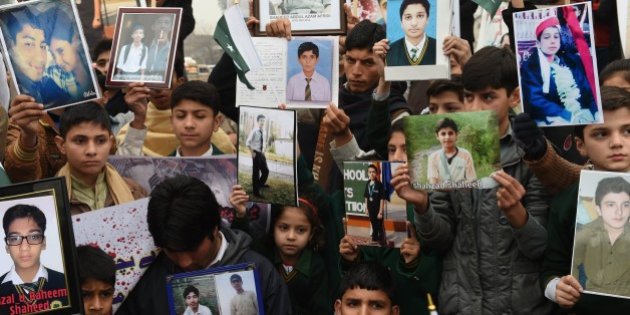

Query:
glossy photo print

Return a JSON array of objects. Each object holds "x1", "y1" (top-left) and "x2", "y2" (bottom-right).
[
  {"x1": 255, "y1": 0, "x2": 345, "y2": 35},
  {"x1": 572, "y1": 170, "x2": 630, "y2": 300},
  {"x1": 513, "y1": 2, "x2": 602, "y2": 127},
  {"x1": 0, "y1": 177, "x2": 82, "y2": 315},
  {"x1": 0, "y1": 0, "x2": 100, "y2": 110},
  {"x1": 404, "y1": 111, "x2": 501, "y2": 190}
]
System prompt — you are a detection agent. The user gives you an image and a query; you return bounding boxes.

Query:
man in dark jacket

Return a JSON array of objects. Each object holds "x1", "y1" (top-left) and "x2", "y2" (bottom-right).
[{"x1": 116, "y1": 175, "x2": 290, "y2": 315}]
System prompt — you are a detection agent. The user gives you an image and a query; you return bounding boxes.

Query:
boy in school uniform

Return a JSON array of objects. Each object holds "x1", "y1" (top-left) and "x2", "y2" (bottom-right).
[
  {"x1": 54, "y1": 103, "x2": 147, "y2": 215},
  {"x1": 168, "y1": 81, "x2": 224, "y2": 157},
  {"x1": 541, "y1": 86, "x2": 630, "y2": 313},
  {"x1": 393, "y1": 46, "x2": 552, "y2": 314}
]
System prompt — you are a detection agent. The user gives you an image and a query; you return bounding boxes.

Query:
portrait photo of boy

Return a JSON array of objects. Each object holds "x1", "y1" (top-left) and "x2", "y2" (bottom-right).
[
  {"x1": 286, "y1": 38, "x2": 333, "y2": 105},
  {"x1": 426, "y1": 117, "x2": 477, "y2": 185},
  {"x1": 572, "y1": 172, "x2": 630, "y2": 298},
  {"x1": 386, "y1": 0, "x2": 436, "y2": 66}
]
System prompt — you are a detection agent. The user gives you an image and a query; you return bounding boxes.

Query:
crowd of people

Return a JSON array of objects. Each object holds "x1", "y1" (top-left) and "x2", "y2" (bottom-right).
[{"x1": 0, "y1": 0, "x2": 628, "y2": 314}]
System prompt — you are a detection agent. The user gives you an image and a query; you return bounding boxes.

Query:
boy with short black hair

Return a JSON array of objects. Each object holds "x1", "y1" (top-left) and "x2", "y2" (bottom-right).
[
  {"x1": 77, "y1": 245, "x2": 115, "y2": 315},
  {"x1": 169, "y1": 80, "x2": 223, "y2": 157},
  {"x1": 394, "y1": 46, "x2": 552, "y2": 314},
  {"x1": 0, "y1": 204, "x2": 68, "y2": 313},
  {"x1": 427, "y1": 117, "x2": 476, "y2": 185},
  {"x1": 334, "y1": 262, "x2": 400, "y2": 315},
  {"x1": 116, "y1": 175, "x2": 290, "y2": 314},
  {"x1": 542, "y1": 86, "x2": 630, "y2": 313},
  {"x1": 54, "y1": 103, "x2": 147, "y2": 215},
  {"x1": 425, "y1": 77, "x2": 464, "y2": 114},
  {"x1": 182, "y1": 284, "x2": 212, "y2": 315}
]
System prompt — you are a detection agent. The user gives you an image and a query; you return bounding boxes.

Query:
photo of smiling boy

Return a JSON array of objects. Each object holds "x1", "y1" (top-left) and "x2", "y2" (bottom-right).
[
  {"x1": 182, "y1": 285, "x2": 212, "y2": 315},
  {"x1": 286, "y1": 41, "x2": 332, "y2": 103},
  {"x1": 0, "y1": 204, "x2": 68, "y2": 314},
  {"x1": 386, "y1": 0, "x2": 436, "y2": 66},
  {"x1": 572, "y1": 175, "x2": 630, "y2": 298}
]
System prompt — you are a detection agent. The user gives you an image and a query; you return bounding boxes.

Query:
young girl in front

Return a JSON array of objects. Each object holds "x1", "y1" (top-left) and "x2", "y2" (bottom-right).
[{"x1": 230, "y1": 187, "x2": 331, "y2": 315}]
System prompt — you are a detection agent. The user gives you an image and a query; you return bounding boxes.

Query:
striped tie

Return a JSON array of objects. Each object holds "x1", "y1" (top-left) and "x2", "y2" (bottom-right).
[
  {"x1": 411, "y1": 47, "x2": 419, "y2": 62},
  {"x1": 305, "y1": 77, "x2": 312, "y2": 101}
]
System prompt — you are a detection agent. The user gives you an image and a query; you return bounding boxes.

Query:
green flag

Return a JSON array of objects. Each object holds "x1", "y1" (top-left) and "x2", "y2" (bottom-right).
[
  {"x1": 473, "y1": 0, "x2": 505, "y2": 17},
  {"x1": 214, "y1": 6, "x2": 262, "y2": 90}
]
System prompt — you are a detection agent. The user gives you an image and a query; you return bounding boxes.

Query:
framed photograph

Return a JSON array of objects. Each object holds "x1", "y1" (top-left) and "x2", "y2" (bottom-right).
[
  {"x1": 106, "y1": 7, "x2": 182, "y2": 88},
  {"x1": 343, "y1": 161, "x2": 409, "y2": 247},
  {"x1": 255, "y1": 0, "x2": 345, "y2": 35},
  {"x1": 166, "y1": 263, "x2": 265, "y2": 315},
  {"x1": 236, "y1": 36, "x2": 339, "y2": 109},
  {"x1": 0, "y1": 0, "x2": 100, "y2": 110},
  {"x1": 384, "y1": 0, "x2": 451, "y2": 81},
  {"x1": 76, "y1": 0, "x2": 147, "y2": 50},
  {"x1": 237, "y1": 106, "x2": 298, "y2": 206},
  {"x1": 513, "y1": 2, "x2": 603, "y2": 127},
  {"x1": 572, "y1": 170, "x2": 630, "y2": 299},
  {"x1": 0, "y1": 177, "x2": 82, "y2": 315},
  {"x1": 403, "y1": 111, "x2": 501, "y2": 190}
]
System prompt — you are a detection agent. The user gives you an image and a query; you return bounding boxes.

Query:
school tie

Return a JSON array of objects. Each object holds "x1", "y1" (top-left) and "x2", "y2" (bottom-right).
[
  {"x1": 410, "y1": 47, "x2": 419, "y2": 62},
  {"x1": 305, "y1": 77, "x2": 312, "y2": 101}
]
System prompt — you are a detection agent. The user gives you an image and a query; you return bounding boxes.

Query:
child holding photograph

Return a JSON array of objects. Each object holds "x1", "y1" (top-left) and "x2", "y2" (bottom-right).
[
  {"x1": 230, "y1": 186, "x2": 331, "y2": 314},
  {"x1": 391, "y1": 46, "x2": 552, "y2": 314},
  {"x1": 572, "y1": 176, "x2": 630, "y2": 297},
  {"x1": 115, "y1": 24, "x2": 148, "y2": 77},
  {"x1": 541, "y1": 86, "x2": 630, "y2": 313},
  {"x1": 54, "y1": 103, "x2": 147, "y2": 214},
  {"x1": 426, "y1": 117, "x2": 476, "y2": 185},
  {"x1": 0, "y1": 204, "x2": 68, "y2": 313}
]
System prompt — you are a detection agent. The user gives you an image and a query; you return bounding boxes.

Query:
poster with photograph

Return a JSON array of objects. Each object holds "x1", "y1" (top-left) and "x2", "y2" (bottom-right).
[
  {"x1": 0, "y1": 0, "x2": 100, "y2": 110},
  {"x1": 73, "y1": 198, "x2": 155, "y2": 311},
  {"x1": 384, "y1": 0, "x2": 451, "y2": 81},
  {"x1": 236, "y1": 36, "x2": 339, "y2": 109},
  {"x1": 166, "y1": 263, "x2": 264, "y2": 315},
  {"x1": 513, "y1": 2, "x2": 603, "y2": 127},
  {"x1": 255, "y1": 0, "x2": 345, "y2": 35},
  {"x1": 0, "y1": 177, "x2": 82, "y2": 315},
  {"x1": 108, "y1": 155, "x2": 237, "y2": 208},
  {"x1": 343, "y1": 161, "x2": 409, "y2": 247},
  {"x1": 76, "y1": 0, "x2": 147, "y2": 50},
  {"x1": 237, "y1": 106, "x2": 298, "y2": 206},
  {"x1": 572, "y1": 170, "x2": 630, "y2": 300},
  {"x1": 404, "y1": 111, "x2": 501, "y2": 190},
  {"x1": 107, "y1": 7, "x2": 182, "y2": 88}
]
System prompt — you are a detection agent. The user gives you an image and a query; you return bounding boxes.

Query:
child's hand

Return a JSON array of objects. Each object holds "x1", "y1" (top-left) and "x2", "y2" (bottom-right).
[
  {"x1": 229, "y1": 185, "x2": 249, "y2": 219},
  {"x1": 265, "y1": 18, "x2": 291, "y2": 40},
  {"x1": 400, "y1": 222, "x2": 420, "y2": 265},
  {"x1": 124, "y1": 82, "x2": 150, "y2": 130},
  {"x1": 556, "y1": 275, "x2": 583, "y2": 308},
  {"x1": 390, "y1": 164, "x2": 428, "y2": 214},
  {"x1": 323, "y1": 103, "x2": 353, "y2": 145},
  {"x1": 492, "y1": 170, "x2": 527, "y2": 228},
  {"x1": 339, "y1": 231, "x2": 359, "y2": 263},
  {"x1": 8, "y1": 95, "x2": 44, "y2": 143},
  {"x1": 442, "y1": 36, "x2": 471, "y2": 69}
]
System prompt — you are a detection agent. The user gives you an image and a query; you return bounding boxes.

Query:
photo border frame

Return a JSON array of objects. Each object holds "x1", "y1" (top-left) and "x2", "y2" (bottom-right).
[
  {"x1": 165, "y1": 262, "x2": 265, "y2": 315},
  {"x1": 383, "y1": 0, "x2": 452, "y2": 81},
  {"x1": 0, "y1": 0, "x2": 101, "y2": 110},
  {"x1": 0, "y1": 177, "x2": 82, "y2": 315},
  {"x1": 106, "y1": 6, "x2": 182, "y2": 89},
  {"x1": 254, "y1": 0, "x2": 346, "y2": 36}
]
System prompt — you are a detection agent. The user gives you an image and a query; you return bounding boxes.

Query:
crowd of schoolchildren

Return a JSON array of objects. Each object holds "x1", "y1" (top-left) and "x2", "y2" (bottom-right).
[{"x1": 0, "y1": 0, "x2": 628, "y2": 314}]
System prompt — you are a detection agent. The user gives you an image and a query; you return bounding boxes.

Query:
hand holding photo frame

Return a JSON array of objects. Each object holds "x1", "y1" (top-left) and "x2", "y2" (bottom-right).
[
  {"x1": 0, "y1": 177, "x2": 82, "y2": 314},
  {"x1": 166, "y1": 263, "x2": 265, "y2": 315},
  {"x1": 106, "y1": 7, "x2": 182, "y2": 89},
  {"x1": 0, "y1": 0, "x2": 101, "y2": 110},
  {"x1": 255, "y1": 0, "x2": 345, "y2": 35}
]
